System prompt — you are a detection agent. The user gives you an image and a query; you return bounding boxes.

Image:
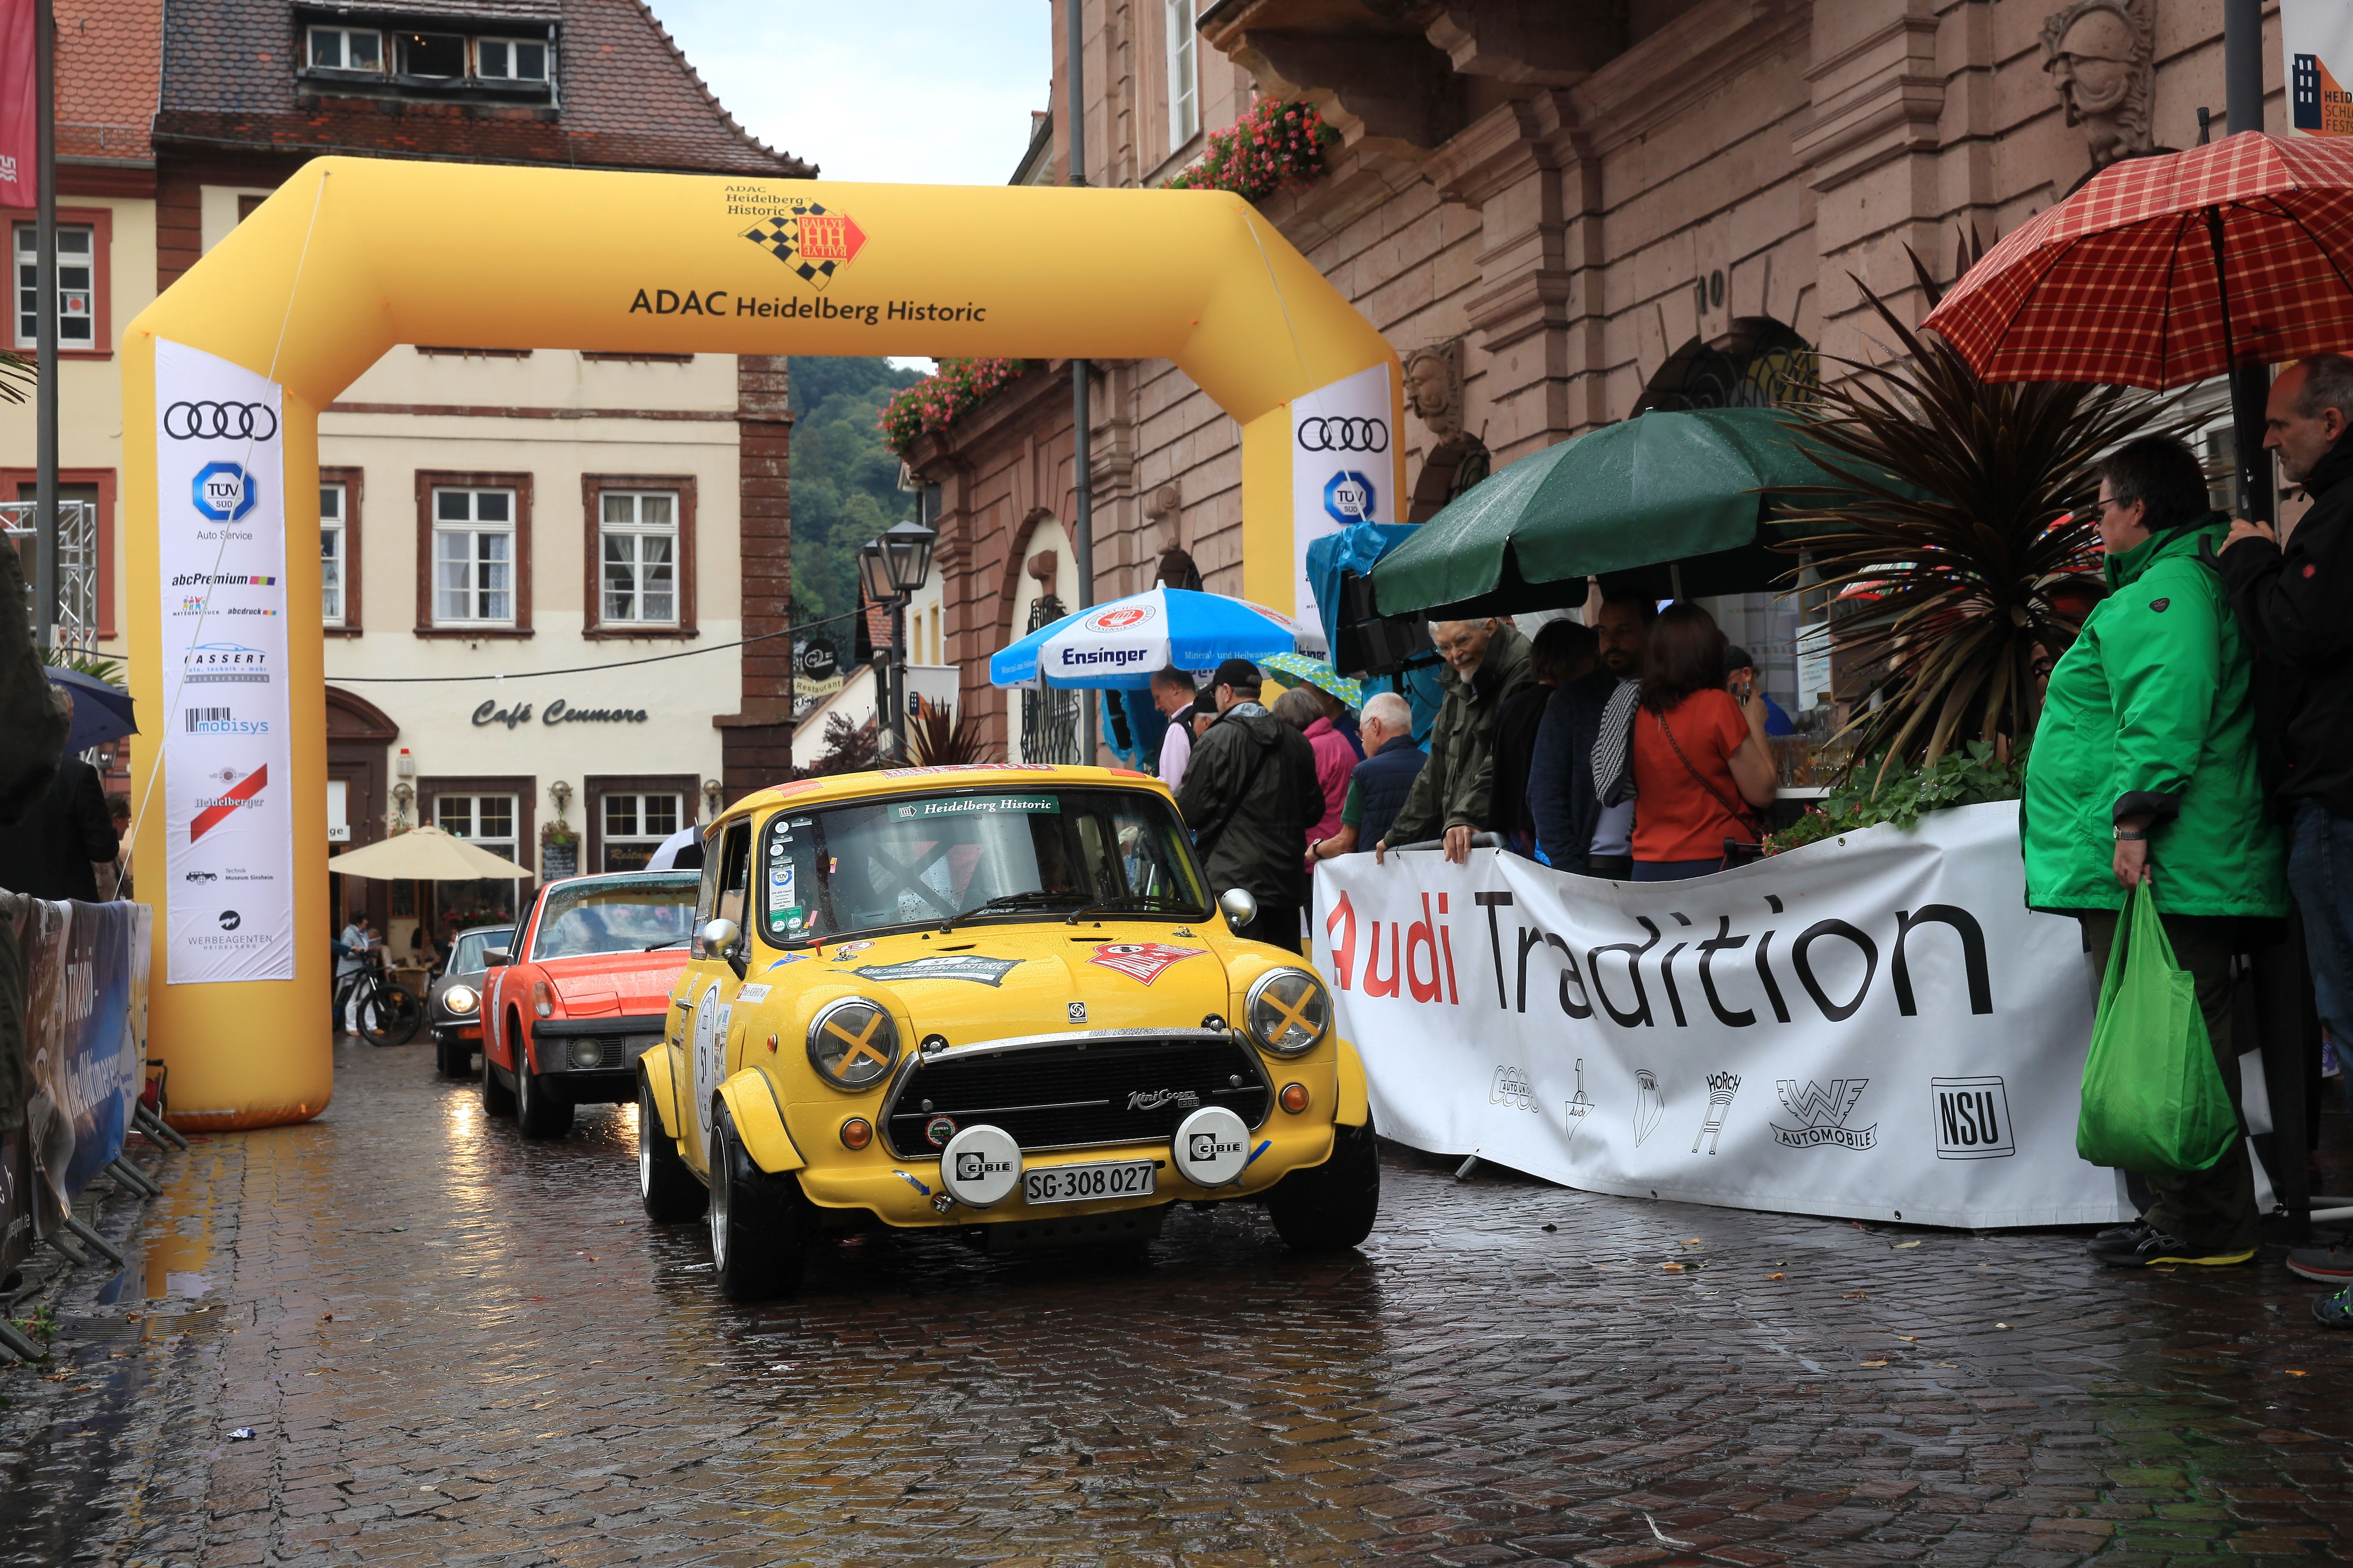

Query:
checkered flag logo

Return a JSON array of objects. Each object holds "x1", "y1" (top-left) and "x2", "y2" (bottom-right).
[{"x1": 742, "y1": 200, "x2": 866, "y2": 292}]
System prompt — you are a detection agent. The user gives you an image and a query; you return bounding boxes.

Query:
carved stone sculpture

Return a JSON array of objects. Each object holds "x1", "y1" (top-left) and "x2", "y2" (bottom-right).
[
  {"x1": 2042, "y1": 0, "x2": 2156, "y2": 175},
  {"x1": 1402, "y1": 341, "x2": 1464, "y2": 442}
]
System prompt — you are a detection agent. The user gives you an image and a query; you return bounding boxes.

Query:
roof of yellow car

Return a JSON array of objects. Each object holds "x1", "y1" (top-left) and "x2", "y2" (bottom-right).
[{"x1": 719, "y1": 762, "x2": 1173, "y2": 824}]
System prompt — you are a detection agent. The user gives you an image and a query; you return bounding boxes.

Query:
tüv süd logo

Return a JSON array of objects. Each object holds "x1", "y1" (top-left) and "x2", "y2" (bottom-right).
[
  {"x1": 1189, "y1": 1132, "x2": 1242, "y2": 1162},
  {"x1": 955, "y1": 1152, "x2": 1012, "y2": 1181},
  {"x1": 193, "y1": 462, "x2": 259, "y2": 524}
]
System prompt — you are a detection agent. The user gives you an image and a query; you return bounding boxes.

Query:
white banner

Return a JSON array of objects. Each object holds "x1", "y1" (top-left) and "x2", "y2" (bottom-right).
[
  {"x1": 1315, "y1": 802, "x2": 2134, "y2": 1229},
  {"x1": 2287, "y1": 0, "x2": 2353, "y2": 135},
  {"x1": 1290, "y1": 363, "x2": 1392, "y2": 638},
  {"x1": 156, "y1": 339, "x2": 295, "y2": 984}
]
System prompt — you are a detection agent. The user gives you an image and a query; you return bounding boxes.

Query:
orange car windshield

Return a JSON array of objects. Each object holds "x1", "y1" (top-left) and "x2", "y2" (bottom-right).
[{"x1": 531, "y1": 874, "x2": 699, "y2": 960}]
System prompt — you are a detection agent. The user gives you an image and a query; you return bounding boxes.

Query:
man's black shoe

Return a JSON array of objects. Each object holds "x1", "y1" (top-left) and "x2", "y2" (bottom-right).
[
  {"x1": 2092, "y1": 1221, "x2": 2146, "y2": 1244},
  {"x1": 2088, "y1": 1223, "x2": 2254, "y2": 1269}
]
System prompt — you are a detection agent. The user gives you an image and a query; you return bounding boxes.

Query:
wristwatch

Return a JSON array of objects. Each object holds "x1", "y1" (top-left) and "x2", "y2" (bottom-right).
[{"x1": 2113, "y1": 826, "x2": 2148, "y2": 841}]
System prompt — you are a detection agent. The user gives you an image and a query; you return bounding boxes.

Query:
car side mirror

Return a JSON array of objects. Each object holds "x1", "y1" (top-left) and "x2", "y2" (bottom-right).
[
  {"x1": 1217, "y1": 888, "x2": 1257, "y2": 934},
  {"x1": 700, "y1": 918, "x2": 745, "y2": 979},
  {"x1": 483, "y1": 946, "x2": 510, "y2": 968}
]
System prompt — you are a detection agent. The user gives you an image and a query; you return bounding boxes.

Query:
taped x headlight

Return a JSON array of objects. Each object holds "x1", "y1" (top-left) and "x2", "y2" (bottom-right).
[
  {"x1": 806, "y1": 997, "x2": 901, "y2": 1091},
  {"x1": 1244, "y1": 968, "x2": 1330, "y2": 1057}
]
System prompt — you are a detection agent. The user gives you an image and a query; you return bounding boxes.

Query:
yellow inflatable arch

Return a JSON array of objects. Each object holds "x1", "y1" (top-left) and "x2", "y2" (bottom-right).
[{"x1": 123, "y1": 158, "x2": 1404, "y2": 1129}]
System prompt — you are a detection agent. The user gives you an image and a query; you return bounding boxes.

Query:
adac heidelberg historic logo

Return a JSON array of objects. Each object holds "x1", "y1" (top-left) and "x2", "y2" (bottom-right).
[
  {"x1": 742, "y1": 198, "x2": 867, "y2": 291},
  {"x1": 1771, "y1": 1077, "x2": 1877, "y2": 1150}
]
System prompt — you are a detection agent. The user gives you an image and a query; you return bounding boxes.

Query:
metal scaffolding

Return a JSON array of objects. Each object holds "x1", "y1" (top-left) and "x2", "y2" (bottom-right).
[{"x1": 5, "y1": 498, "x2": 100, "y2": 652}]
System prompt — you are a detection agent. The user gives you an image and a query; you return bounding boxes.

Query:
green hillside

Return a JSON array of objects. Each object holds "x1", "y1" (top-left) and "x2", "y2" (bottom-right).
[{"x1": 787, "y1": 356, "x2": 927, "y2": 656}]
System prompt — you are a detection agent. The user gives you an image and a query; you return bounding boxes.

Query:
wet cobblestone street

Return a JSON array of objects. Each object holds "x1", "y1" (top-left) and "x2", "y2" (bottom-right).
[{"x1": 1, "y1": 1040, "x2": 2347, "y2": 1567}]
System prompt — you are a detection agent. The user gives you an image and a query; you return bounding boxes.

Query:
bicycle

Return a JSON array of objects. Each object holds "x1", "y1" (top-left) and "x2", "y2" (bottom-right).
[{"x1": 333, "y1": 951, "x2": 423, "y2": 1047}]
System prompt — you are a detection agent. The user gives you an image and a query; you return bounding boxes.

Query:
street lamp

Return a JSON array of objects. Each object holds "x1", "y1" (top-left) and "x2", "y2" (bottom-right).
[{"x1": 860, "y1": 520, "x2": 937, "y2": 762}]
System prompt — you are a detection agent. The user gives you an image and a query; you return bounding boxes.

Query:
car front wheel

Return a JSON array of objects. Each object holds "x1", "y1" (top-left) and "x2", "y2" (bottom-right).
[
  {"x1": 514, "y1": 1042, "x2": 574, "y2": 1139},
  {"x1": 481, "y1": 1034, "x2": 517, "y2": 1118},
  {"x1": 639, "y1": 1075, "x2": 706, "y2": 1223},
  {"x1": 708, "y1": 1103, "x2": 808, "y2": 1301},
  {"x1": 1266, "y1": 1114, "x2": 1381, "y2": 1253}
]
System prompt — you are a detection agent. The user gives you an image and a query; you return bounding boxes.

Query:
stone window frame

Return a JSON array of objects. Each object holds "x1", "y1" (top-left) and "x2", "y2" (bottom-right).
[
  {"x1": 580, "y1": 473, "x2": 697, "y2": 640},
  {"x1": 414, "y1": 470, "x2": 533, "y2": 639}
]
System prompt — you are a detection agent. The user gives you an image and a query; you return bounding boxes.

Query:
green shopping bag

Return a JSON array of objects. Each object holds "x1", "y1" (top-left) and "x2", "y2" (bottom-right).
[{"x1": 2075, "y1": 885, "x2": 2241, "y2": 1174}]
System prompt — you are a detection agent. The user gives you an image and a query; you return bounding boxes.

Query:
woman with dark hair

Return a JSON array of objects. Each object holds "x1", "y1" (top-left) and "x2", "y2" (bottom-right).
[{"x1": 1629, "y1": 602, "x2": 1776, "y2": 881}]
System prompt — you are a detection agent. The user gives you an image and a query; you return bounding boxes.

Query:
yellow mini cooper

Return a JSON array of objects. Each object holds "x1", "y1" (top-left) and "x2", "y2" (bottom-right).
[{"x1": 634, "y1": 763, "x2": 1379, "y2": 1299}]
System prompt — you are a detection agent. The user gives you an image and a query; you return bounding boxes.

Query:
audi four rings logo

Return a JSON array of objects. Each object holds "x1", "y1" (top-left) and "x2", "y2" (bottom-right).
[
  {"x1": 163, "y1": 401, "x2": 278, "y2": 441},
  {"x1": 1297, "y1": 415, "x2": 1388, "y2": 452}
]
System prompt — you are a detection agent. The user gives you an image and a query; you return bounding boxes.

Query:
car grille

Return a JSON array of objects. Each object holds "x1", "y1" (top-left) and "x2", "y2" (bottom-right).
[
  {"x1": 540, "y1": 1032, "x2": 662, "y2": 1073},
  {"x1": 882, "y1": 1033, "x2": 1270, "y2": 1157}
]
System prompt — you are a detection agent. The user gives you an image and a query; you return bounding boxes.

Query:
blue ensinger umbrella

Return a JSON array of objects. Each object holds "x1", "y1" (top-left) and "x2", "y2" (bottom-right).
[
  {"x1": 46, "y1": 667, "x2": 136, "y2": 755},
  {"x1": 989, "y1": 587, "x2": 1300, "y2": 690}
]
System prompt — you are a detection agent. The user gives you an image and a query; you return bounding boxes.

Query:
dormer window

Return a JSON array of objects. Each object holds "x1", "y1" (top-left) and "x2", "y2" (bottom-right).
[
  {"x1": 307, "y1": 25, "x2": 382, "y2": 71},
  {"x1": 476, "y1": 38, "x2": 548, "y2": 83},
  {"x1": 396, "y1": 32, "x2": 465, "y2": 78}
]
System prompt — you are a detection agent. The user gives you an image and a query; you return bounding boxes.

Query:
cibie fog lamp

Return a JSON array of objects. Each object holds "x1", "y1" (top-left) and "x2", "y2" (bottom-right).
[
  {"x1": 1244, "y1": 968, "x2": 1330, "y2": 1057},
  {"x1": 807, "y1": 997, "x2": 901, "y2": 1091}
]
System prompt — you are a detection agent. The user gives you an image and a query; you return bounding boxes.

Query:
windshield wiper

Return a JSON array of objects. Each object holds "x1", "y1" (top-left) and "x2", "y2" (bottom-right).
[
  {"x1": 939, "y1": 890, "x2": 1084, "y2": 934},
  {"x1": 642, "y1": 938, "x2": 688, "y2": 951},
  {"x1": 1066, "y1": 894, "x2": 1199, "y2": 924}
]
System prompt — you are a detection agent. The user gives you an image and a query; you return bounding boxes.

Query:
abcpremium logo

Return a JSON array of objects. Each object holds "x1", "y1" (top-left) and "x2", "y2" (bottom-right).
[{"x1": 1771, "y1": 1078, "x2": 1878, "y2": 1150}]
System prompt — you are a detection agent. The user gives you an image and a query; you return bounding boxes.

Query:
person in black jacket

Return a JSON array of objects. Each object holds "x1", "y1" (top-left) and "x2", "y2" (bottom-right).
[
  {"x1": 0, "y1": 754, "x2": 119, "y2": 904},
  {"x1": 1174, "y1": 658, "x2": 1324, "y2": 953},
  {"x1": 1527, "y1": 588, "x2": 1654, "y2": 876},
  {"x1": 1489, "y1": 619, "x2": 1596, "y2": 858},
  {"x1": 2220, "y1": 354, "x2": 2353, "y2": 1091}
]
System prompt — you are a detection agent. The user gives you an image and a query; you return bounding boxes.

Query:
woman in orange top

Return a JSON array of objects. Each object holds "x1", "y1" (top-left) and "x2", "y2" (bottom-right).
[{"x1": 1629, "y1": 603, "x2": 1777, "y2": 882}]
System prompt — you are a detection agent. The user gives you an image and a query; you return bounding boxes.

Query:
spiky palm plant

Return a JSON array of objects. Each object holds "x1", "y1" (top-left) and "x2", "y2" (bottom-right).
[
  {"x1": 1772, "y1": 255, "x2": 2178, "y2": 781},
  {"x1": 908, "y1": 698, "x2": 994, "y2": 769}
]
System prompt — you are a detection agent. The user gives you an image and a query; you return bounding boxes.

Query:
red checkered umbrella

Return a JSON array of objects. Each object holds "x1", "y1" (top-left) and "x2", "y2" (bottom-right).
[{"x1": 1924, "y1": 131, "x2": 2353, "y2": 389}]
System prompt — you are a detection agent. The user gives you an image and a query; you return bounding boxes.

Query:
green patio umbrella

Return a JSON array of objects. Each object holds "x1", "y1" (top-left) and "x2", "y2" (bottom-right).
[{"x1": 1370, "y1": 406, "x2": 1855, "y2": 618}]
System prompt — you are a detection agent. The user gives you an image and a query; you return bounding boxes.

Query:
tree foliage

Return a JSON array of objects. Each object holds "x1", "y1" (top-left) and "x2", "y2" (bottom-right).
[{"x1": 787, "y1": 357, "x2": 924, "y2": 661}]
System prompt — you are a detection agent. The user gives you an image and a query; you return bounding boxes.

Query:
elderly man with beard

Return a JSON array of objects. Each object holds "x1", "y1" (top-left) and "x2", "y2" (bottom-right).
[{"x1": 1375, "y1": 615, "x2": 1534, "y2": 865}]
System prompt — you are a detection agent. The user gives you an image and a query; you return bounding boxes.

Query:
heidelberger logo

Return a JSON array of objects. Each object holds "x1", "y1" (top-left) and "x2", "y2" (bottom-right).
[
  {"x1": 190, "y1": 765, "x2": 268, "y2": 843},
  {"x1": 742, "y1": 198, "x2": 867, "y2": 290},
  {"x1": 1771, "y1": 1078, "x2": 1877, "y2": 1150}
]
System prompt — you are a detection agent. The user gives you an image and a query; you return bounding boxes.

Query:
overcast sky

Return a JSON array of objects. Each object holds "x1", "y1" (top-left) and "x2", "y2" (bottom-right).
[{"x1": 653, "y1": 1, "x2": 1053, "y2": 186}]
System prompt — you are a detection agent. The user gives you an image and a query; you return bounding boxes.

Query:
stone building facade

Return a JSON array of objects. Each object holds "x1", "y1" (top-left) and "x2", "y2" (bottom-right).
[{"x1": 908, "y1": 0, "x2": 2261, "y2": 759}]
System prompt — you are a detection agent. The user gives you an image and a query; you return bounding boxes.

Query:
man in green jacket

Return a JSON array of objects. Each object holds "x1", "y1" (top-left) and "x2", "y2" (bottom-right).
[
  {"x1": 1377, "y1": 617, "x2": 1534, "y2": 864},
  {"x1": 2023, "y1": 435, "x2": 2289, "y2": 1269}
]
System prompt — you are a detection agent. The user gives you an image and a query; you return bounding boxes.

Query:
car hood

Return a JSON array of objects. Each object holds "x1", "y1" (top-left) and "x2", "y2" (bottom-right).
[
  {"x1": 541, "y1": 948, "x2": 693, "y2": 1017},
  {"x1": 804, "y1": 925, "x2": 1232, "y2": 1039}
]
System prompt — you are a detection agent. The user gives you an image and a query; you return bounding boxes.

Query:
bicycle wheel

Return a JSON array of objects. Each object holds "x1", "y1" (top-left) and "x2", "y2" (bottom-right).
[{"x1": 362, "y1": 984, "x2": 425, "y2": 1048}]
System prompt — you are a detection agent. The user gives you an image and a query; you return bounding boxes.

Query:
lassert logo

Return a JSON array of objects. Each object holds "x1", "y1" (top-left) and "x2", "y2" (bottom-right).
[
  {"x1": 741, "y1": 197, "x2": 868, "y2": 291},
  {"x1": 1296, "y1": 415, "x2": 1388, "y2": 453},
  {"x1": 163, "y1": 400, "x2": 277, "y2": 441},
  {"x1": 182, "y1": 642, "x2": 269, "y2": 685},
  {"x1": 1087, "y1": 605, "x2": 1153, "y2": 632}
]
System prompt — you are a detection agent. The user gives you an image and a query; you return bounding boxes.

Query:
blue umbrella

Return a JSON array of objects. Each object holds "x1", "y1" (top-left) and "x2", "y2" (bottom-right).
[
  {"x1": 46, "y1": 667, "x2": 136, "y2": 755},
  {"x1": 990, "y1": 587, "x2": 1300, "y2": 690}
]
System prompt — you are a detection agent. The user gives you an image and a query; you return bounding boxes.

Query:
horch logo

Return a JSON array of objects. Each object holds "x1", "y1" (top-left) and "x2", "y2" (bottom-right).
[
  {"x1": 1771, "y1": 1078, "x2": 1877, "y2": 1150},
  {"x1": 742, "y1": 198, "x2": 867, "y2": 290}
]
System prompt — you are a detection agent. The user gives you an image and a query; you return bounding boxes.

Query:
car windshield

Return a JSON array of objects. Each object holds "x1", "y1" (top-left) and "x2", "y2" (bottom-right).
[
  {"x1": 758, "y1": 787, "x2": 1207, "y2": 945},
  {"x1": 530, "y1": 874, "x2": 698, "y2": 960},
  {"x1": 447, "y1": 926, "x2": 513, "y2": 975}
]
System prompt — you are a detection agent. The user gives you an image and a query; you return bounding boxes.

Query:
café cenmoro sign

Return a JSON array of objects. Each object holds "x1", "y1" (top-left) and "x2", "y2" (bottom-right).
[{"x1": 471, "y1": 697, "x2": 651, "y2": 729}]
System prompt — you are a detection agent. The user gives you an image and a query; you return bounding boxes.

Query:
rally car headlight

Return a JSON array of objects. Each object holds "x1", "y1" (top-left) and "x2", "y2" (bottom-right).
[
  {"x1": 1244, "y1": 968, "x2": 1330, "y2": 1057},
  {"x1": 442, "y1": 984, "x2": 478, "y2": 1017},
  {"x1": 806, "y1": 997, "x2": 901, "y2": 1091}
]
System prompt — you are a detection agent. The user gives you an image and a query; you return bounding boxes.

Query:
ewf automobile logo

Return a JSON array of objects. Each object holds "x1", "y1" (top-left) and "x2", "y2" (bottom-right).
[
  {"x1": 1296, "y1": 415, "x2": 1388, "y2": 453},
  {"x1": 163, "y1": 400, "x2": 277, "y2": 441},
  {"x1": 192, "y1": 462, "x2": 258, "y2": 523},
  {"x1": 1770, "y1": 1078, "x2": 1877, "y2": 1150}
]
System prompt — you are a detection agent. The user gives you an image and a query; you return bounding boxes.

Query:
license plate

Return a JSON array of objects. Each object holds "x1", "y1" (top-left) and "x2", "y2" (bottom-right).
[{"x1": 1023, "y1": 1159, "x2": 1156, "y2": 1205}]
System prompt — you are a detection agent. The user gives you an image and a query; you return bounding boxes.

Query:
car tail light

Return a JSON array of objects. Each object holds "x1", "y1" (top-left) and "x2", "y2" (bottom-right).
[{"x1": 531, "y1": 979, "x2": 554, "y2": 1019}]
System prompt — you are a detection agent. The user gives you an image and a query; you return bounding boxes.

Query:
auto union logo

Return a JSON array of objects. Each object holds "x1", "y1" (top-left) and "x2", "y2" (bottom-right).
[
  {"x1": 1087, "y1": 942, "x2": 1203, "y2": 985},
  {"x1": 742, "y1": 199, "x2": 867, "y2": 291}
]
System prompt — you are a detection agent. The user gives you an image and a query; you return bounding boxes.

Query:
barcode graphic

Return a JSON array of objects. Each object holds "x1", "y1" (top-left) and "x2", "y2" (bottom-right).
[{"x1": 185, "y1": 707, "x2": 231, "y2": 732}]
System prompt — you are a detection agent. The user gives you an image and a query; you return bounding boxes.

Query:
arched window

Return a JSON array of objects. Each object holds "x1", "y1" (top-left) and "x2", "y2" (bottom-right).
[{"x1": 1635, "y1": 317, "x2": 1819, "y2": 415}]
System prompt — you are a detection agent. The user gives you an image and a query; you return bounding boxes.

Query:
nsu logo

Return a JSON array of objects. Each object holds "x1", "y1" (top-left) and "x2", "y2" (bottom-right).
[
  {"x1": 163, "y1": 401, "x2": 278, "y2": 442},
  {"x1": 1297, "y1": 415, "x2": 1388, "y2": 453}
]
